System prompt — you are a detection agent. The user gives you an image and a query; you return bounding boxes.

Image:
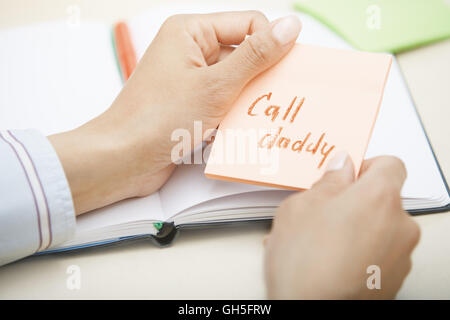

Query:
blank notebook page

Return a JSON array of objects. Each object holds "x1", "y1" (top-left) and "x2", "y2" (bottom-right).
[{"x1": 0, "y1": 21, "x2": 122, "y2": 135}]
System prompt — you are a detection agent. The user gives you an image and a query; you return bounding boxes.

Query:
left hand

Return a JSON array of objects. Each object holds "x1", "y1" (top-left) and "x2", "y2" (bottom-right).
[
  {"x1": 49, "y1": 11, "x2": 302, "y2": 214},
  {"x1": 265, "y1": 154, "x2": 420, "y2": 299}
]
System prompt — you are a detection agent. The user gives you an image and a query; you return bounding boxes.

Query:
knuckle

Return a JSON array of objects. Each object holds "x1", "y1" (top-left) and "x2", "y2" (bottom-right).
[
  {"x1": 321, "y1": 171, "x2": 351, "y2": 187},
  {"x1": 385, "y1": 185, "x2": 401, "y2": 205},
  {"x1": 245, "y1": 35, "x2": 269, "y2": 66},
  {"x1": 404, "y1": 257, "x2": 413, "y2": 275},
  {"x1": 277, "y1": 193, "x2": 305, "y2": 215},
  {"x1": 369, "y1": 179, "x2": 389, "y2": 200},
  {"x1": 278, "y1": 195, "x2": 296, "y2": 214},
  {"x1": 163, "y1": 14, "x2": 187, "y2": 27},
  {"x1": 370, "y1": 177, "x2": 400, "y2": 206},
  {"x1": 246, "y1": 10, "x2": 267, "y2": 20},
  {"x1": 397, "y1": 214, "x2": 421, "y2": 252},
  {"x1": 408, "y1": 219, "x2": 421, "y2": 247},
  {"x1": 379, "y1": 156, "x2": 407, "y2": 176},
  {"x1": 196, "y1": 69, "x2": 234, "y2": 107}
]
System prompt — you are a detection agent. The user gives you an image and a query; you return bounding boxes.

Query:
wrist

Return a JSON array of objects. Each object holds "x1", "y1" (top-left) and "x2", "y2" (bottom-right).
[{"x1": 48, "y1": 115, "x2": 143, "y2": 215}]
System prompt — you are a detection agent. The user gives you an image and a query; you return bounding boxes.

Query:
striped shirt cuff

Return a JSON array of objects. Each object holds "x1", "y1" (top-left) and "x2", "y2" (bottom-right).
[{"x1": 0, "y1": 129, "x2": 75, "y2": 264}]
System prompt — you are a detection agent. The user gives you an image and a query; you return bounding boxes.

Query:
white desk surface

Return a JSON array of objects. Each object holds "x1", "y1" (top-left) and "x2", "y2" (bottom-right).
[{"x1": 0, "y1": 0, "x2": 449, "y2": 299}]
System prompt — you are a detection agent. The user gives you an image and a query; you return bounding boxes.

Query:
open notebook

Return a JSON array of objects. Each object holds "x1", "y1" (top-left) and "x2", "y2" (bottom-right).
[{"x1": 0, "y1": 6, "x2": 448, "y2": 253}]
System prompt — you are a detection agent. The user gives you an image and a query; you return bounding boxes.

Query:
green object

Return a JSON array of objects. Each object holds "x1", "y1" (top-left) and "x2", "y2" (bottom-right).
[
  {"x1": 153, "y1": 222, "x2": 163, "y2": 231},
  {"x1": 294, "y1": 0, "x2": 450, "y2": 53}
]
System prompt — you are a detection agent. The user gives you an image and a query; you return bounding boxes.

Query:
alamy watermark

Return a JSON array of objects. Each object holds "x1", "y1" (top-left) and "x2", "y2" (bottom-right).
[
  {"x1": 66, "y1": 5, "x2": 81, "y2": 29},
  {"x1": 171, "y1": 121, "x2": 282, "y2": 176},
  {"x1": 366, "y1": 4, "x2": 381, "y2": 31},
  {"x1": 170, "y1": 120, "x2": 334, "y2": 176},
  {"x1": 366, "y1": 265, "x2": 381, "y2": 290},
  {"x1": 66, "y1": 264, "x2": 81, "y2": 290}
]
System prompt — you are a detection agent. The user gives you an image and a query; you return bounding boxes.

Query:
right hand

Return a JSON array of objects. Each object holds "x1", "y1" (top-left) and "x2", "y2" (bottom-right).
[
  {"x1": 265, "y1": 153, "x2": 420, "y2": 299},
  {"x1": 49, "y1": 12, "x2": 302, "y2": 215}
]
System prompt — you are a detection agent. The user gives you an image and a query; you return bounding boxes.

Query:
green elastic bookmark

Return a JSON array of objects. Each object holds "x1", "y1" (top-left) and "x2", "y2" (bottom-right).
[
  {"x1": 153, "y1": 222, "x2": 164, "y2": 231},
  {"x1": 294, "y1": 0, "x2": 450, "y2": 53}
]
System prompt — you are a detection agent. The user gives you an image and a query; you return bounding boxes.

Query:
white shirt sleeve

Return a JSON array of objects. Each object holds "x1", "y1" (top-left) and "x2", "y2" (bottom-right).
[{"x1": 0, "y1": 129, "x2": 76, "y2": 266}]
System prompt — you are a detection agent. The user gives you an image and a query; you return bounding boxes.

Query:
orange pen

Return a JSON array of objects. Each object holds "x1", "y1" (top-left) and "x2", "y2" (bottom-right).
[{"x1": 114, "y1": 22, "x2": 137, "y2": 81}]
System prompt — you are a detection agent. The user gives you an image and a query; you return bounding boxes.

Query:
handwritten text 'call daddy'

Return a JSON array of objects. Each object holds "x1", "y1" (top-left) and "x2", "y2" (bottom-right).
[{"x1": 248, "y1": 92, "x2": 335, "y2": 169}]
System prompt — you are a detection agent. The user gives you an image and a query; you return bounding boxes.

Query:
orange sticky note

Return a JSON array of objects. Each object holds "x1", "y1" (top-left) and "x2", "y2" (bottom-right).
[{"x1": 204, "y1": 44, "x2": 392, "y2": 190}]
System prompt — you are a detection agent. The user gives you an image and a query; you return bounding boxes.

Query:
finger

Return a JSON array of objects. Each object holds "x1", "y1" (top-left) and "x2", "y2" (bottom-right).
[
  {"x1": 357, "y1": 156, "x2": 407, "y2": 193},
  {"x1": 214, "y1": 15, "x2": 302, "y2": 86},
  {"x1": 348, "y1": 157, "x2": 407, "y2": 215},
  {"x1": 358, "y1": 157, "x2": 381, "y2": 175},
  {"x1": 401, "y1": 215, "x2": 421, "y2": 252},
  {"x1": 310, "y1": 151, "x2": 355, "y2": 197},
  {"x1": 184, "y1": 11, "x2": 270, "y2": 65},
  {"x1": 201, "y1": 10, "x2": 270, "y2": 45},
  {"x1": 158, "y1": 11, "x2": 269, "y2": 66},
  {"x1": 217, "y1": 45, "x2": 235, "y2": 62}
]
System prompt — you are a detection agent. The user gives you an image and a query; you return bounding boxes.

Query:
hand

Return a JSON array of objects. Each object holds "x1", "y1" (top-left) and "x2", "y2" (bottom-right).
[
  {"x1": 48, "y1": 12, "x2": 302, "y2": 214},
  {"x1": 264, "y1": 153, "x2": 420, "y2": 299}
]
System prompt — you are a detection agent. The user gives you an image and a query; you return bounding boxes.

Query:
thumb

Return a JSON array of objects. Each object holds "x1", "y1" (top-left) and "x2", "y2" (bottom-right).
[
  {"x1": 218, "y1": 15, "x2": 302, "y2": 85},
  {"x1": 311, "y1": 151, "x2": 355, "y2": 197}
]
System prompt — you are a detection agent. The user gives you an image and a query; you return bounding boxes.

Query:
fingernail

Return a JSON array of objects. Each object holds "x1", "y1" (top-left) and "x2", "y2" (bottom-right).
[
  {"x1": 326, "y1": 150, "x2": 349, "y2": 172},
  {"x1": 272, "y1": 15, "x2": 302, "y2": 45}
]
